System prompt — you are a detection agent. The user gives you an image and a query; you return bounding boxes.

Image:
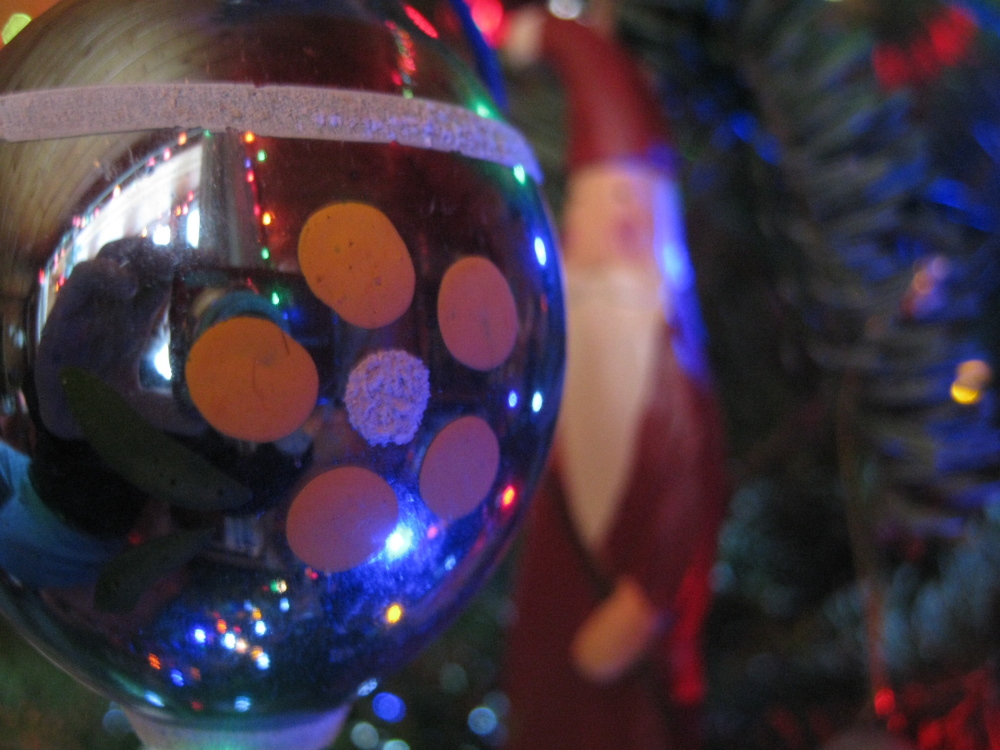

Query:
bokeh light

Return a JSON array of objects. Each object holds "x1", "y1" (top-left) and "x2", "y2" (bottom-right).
[
  {"x1": 350, "y1": 721, "x2": 379, "y2": 750},
  {"x1": 1, "y1": 11, "x2": 30, "y2": 44},
  {"x1": 372, "y1": 692, "x2": 406, "y2": 723}
]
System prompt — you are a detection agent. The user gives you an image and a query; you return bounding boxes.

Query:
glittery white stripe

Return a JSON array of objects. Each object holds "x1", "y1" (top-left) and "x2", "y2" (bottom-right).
[{"x1": 0, "y1": 82, "x2": 542, "y2": 180}]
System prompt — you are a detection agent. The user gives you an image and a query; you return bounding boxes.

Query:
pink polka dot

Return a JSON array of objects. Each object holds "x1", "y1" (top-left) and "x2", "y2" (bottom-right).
[
  {"x1": 419, "y1": 416, "x2": 500, "y2": 520},
  {"x1": 286, "y1": 467, "x2": 399, "y2": 572},
  {"x1": 185, "y1": 316, "x2": 319, "y2": 443},
  {"x1": 437, "y1": 256, "x2": 519, "y2": 371},
  {"x1": 298, "y1": 202, "x2": 415, "y2": 329}
]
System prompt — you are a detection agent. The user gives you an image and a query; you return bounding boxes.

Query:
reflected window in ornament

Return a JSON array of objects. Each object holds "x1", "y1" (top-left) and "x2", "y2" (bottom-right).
[
  {"x1": 152, "y1": 225, "x2": 171, "y2": 246},
  {"x1": 531, "y1": 391, "x2": 543, "y2": 412},
  {"x1": 186, "y1": 207, "x2": 200, "y2": 248},
  {"x1": 513, "y1": 164, "x2": 527, "y2": 185},
  {"x1": 508, "y1": 390, "x2": 518, "y2": 408},
  {"x1": 153, "y1": 341, "x2": 172, "y2": 380}
]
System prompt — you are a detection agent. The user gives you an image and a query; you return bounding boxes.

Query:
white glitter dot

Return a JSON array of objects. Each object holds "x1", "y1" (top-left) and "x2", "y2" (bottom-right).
[{"x1": 344, "y1": 349, "x2": 430, "y2": 446}]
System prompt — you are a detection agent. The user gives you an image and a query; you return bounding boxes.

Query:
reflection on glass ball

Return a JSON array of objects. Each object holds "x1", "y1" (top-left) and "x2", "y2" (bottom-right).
[{"x1": 0, "y1": 0, "x2": 563, "y2": 745}]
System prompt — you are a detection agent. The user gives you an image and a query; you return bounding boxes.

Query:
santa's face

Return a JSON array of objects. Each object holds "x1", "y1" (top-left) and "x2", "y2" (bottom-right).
[{"x1": 561, "y1": 160, "x2": 684, "y2": 282}]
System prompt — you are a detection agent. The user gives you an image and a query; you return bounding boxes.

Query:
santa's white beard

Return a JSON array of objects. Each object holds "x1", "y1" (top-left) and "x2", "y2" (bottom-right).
[{"x1": 558, "y1": 263, "x2": 666, "y2": 551}]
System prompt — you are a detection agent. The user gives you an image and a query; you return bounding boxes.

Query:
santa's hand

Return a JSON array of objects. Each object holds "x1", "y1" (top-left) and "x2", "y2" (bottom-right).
[
  {"x1": 570, "y1": 576, "x2": 665, "y2": 684},
  {"x1": 35, "y1": 237, "x2": 201, "y2": 439}
]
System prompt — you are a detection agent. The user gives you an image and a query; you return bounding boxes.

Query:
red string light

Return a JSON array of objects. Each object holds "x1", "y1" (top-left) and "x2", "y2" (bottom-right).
[
  {"x1": 873, "y1": 4, "x2": 977, "y2": 90},
  {"x1": 403, "y1": 5, "x2": 438, "y2": 39}
]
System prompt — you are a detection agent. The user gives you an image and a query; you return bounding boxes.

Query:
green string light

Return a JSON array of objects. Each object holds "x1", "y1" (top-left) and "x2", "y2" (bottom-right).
[{"x1": 1, "y1": 13, "x2": 32, "y2": 45}]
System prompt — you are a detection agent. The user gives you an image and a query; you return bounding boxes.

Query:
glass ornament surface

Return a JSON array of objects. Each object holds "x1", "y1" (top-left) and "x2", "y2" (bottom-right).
[{"x1": 0, "y1": 0, "x2": 564, "y2": 745}]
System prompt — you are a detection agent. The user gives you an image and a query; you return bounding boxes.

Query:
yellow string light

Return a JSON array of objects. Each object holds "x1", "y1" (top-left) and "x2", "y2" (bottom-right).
[
  {"x1": 950, "y1": 359, "x2": 992, "y2": 406},
  {"x1": 385, "y1": 603, "x2": 403, "y2": 625}
]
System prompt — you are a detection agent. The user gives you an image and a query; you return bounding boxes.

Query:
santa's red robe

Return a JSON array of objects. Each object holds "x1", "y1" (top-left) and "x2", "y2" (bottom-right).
[{"x1": 503, "y1": 315, "x2": 729, "y2": 750}]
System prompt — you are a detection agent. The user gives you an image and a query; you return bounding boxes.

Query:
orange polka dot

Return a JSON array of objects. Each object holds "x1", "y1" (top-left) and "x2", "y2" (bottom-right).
[
  {"x1": 298, "y1": 202, "x2": 415, "y2": 329},
  {"x1": 419, "y1": 416, "x2": 500, "y2": 520},
  {"x1": 185, "y1": 316, "x2": 318, "y2": 443},
  {"x1": 437, "y1": 256, "x2": 518, "y2": 371},
  {"x1": 286, "y1": 466, "x2": 399, "y2": 572}
]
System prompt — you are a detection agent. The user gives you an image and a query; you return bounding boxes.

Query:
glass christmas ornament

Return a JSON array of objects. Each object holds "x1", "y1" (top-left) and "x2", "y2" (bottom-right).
[{"x1": 0, "y1": 1, "x2": 564, "y2": 748}]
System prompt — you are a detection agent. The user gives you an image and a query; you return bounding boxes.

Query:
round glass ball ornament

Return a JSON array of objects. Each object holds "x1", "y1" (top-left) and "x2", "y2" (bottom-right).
[{"x1": 0, "y1": 1, "x2": 564, "y2": 748}]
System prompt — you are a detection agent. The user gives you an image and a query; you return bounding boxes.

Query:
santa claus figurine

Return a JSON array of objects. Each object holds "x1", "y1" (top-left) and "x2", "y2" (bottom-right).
[{"x1": 501, "y1": 9, "x2": 730, "y2": 750}]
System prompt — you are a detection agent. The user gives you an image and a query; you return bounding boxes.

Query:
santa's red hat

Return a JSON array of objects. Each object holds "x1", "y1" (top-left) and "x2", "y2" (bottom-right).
[{"x1": 502, "y1": 7, "x2": 674, "y2": 172}]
